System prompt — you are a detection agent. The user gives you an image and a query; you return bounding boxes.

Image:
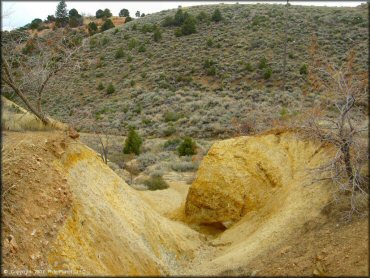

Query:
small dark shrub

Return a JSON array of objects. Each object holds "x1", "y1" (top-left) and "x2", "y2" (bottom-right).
[
  {"x1": 138, "y1": 44, "x2": 146, "y2": 52},
  {"x1": 88, "y1": 22, "x2": 98, "y2": 35},
  {"x1": 115, "y1": 47, "x2": 125, "y2": 59},
  {"x1": 206, "y1": 38, "x2": 214, "y2": 47},
  {"x1": 164, "y1": 111, "x2": 182, "y2": 122},
  {"x1": 106, "y1": 83, "x2": 115, "y2": 94},
  {"x1": 153, "y1": 29, "x2": 162, "y2": 42},
  {"x1": 101, "y1": 19, "x2": 115, "y2": 31},
  {"x1": 299, "y1": 64, "x2": 308, "y2": 75},
  {"x1": 143, "y1": 176, "x2": 169, "y2": 190},
  {"x1": 174, "y1": 28, "x2": 182, "y2": 37},
  {"x1": 263, "y1": 67, "x2": 272, "y2": 79},
  {"x1": 123, "y1": 127, "x2": 143, "y2": 155},
  {"x1": 178, "y1": 137, "x2": 197, "y2": 156},
  {"x1": 244, "y1": 62, "x2": 253, "y2": 72},
  {"x1": 97, "y1": 82, "x2": 104, "y2": 90},
  {"x1": 211, "y1": 8, "x2": 222, "y2": 22},
  {"x1": 258, "y1": 57, "x2": 267, "y2": 69}
]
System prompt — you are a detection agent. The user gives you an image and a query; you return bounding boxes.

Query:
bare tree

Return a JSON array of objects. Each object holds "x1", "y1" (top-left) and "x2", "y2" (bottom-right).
[
  {"x1": 302, "y1": 43, "x2": 368, "y2": 218},
  {"x1": 96, "y1": 130, "x2": 110, "y2": 164},
  {"x1": 1, "y1": 29, "x2": 84, "y2": 124}
]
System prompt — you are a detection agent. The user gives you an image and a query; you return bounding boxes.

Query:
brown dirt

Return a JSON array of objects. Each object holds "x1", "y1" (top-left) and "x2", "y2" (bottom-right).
[
  {"x1": 223, "y1": 212, "x2": 368, "y2": 276},
  {"x1": 1, "y1": 131, "x2": 73, "y2": 274}
]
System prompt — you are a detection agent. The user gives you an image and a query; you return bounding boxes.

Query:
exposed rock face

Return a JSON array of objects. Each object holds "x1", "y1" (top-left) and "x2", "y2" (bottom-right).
[{"x1": 185, "y1": 132, "x2": 331, "y2": 225}]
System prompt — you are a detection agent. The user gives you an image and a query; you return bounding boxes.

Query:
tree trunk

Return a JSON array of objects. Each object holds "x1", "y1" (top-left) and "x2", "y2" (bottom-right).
[{"x1": 341, "y1": 142, "x2": 354, "y2": 184}]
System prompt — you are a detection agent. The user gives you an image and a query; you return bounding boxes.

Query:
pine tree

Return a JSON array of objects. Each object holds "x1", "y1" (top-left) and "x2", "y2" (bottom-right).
[
  {"x1": 55, "y1": 0, "x2": 68, "y2": 28},
  {"x1": 123, "y1": 127, "x2": 143, "y2": 155}
]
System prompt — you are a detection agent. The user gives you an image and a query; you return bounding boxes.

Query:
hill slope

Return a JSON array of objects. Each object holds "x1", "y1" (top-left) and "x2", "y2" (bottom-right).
[{"x1": 39, "y1": 3, "x2": 368, "y2": 137}]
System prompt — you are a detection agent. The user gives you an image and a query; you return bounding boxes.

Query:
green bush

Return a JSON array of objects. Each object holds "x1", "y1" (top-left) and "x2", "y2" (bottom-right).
[
  {"x1": 174, "y1": 28, "x2": 182, "y2": 37},
  {"x1": 128, "y1": 38, "x2": 138, "y2": 50},
  {"x1": 162, "y1": 16, "x2": 175, "y2": 27},
  {"x1": 163, "y1": 125, "x2": 176, "y2": 137},
  {"x1": 244, "y1": 62, "x2": 253, "y2": 72},
  {"x1": 178, "y1": 137, "x2": 197, "y2": 156},
  {"x1": 164, "y1": 111, "x2": 182, "y2": 122},
  {"x1": 115, "y1": 47, "x2": 125, "y2": 59},
  {"x1": 101, "y1": 19, "x2": 115, "y2": 31},
  {"x1": 88, "y1": 22, "x2": 98, "y2": 35},
  {"x1": 143, "y1": 176, "x2": 169, "y2": 190},
  {"x1": 299, "y1": 64, "x2": 308, "y2": 75},
  {"x1": 197, "y1": 11, "x2": 208, "y2": 22},
  {"x1": 123, "y1": 127, "x2": 143, "y2": 155},
  {"x1": 206, "y1": 38, "x2": 214, "y2": 47},
  {"x1": 138, "y1": 44, "x2": 146, "y2": 52},
  {"x1": 263, "y1": 67, "x2": 272, "y2": 79},
  {"x1": 106, "y1": 83, "x2": 115, "y2": 94},
  {"x1": 181, "y1": 16, "x2": 196, "y2": 35},
  {"x1": 97, "y1": 82, "x2": 104, "y2": 90},
  {"x1": 211, "y1": 8, "x2": 222, "y2": 22},
  {"x1": 258, "y1": 57, "x2": 267, "y2": 69},
  {"x1": 153, "y1": 29, "x2": 162, "y2": 42}
]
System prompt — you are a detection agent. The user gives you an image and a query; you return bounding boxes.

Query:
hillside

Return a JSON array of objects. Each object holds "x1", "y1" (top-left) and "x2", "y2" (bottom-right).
[{"x1": 34, "y1": 3, "x2": 368, "y2": 138}]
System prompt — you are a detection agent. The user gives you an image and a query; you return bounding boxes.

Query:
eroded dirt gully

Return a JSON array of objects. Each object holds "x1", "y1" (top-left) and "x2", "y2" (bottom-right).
[{"x1": 2, "y1": 130, "x2": 368, "y2": 276}]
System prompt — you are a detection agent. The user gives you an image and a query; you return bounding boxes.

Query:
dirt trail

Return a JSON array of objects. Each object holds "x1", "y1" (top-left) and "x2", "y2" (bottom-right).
[{"x1": 1, "y1": 130, "x2": 368, "y2": 276}]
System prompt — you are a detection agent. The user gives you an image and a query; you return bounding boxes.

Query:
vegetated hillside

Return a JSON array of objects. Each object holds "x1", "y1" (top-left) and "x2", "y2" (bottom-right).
[{"x1": 42, "y1": 3, "x2": 368, "y2": 137}]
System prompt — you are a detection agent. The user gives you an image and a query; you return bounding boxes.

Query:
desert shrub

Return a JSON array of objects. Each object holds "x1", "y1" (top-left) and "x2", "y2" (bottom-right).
[
  {"x1": 174, "y1": 9, "x2": 189, "y2": 26},
  {"x1": 101, "y1": 37, "x2": 109, "y2": 45},
  {"x1": 123, "y1": 127, "x2": 143, "y2": 155},
  {"x1": 138, "y1": 44, "x2": 146, "y2": 52},
  {"x1": 163, "y1": 138, "x2": 181, "y2": 151},
  {"x1": 171, "y1": 161, "x2": 198, "y2": 172},
  {"x1": 263, "y1": 67, "x2": 272, "y2": 79},
  {"x1": 164, "y1": 111, "x2": 182, "y2": 122},
  {"x1": 162, "y1": 16, "x2": 175, "y2": 27},
  {"x1": 211, "y1": 8, "x2": 222, "y2": 22},
  {"x1": 174, "y1": 28, "x2": 182, "y2": 37},
  {"x1": 101, "y1": 19, "x2": 115, "y2": 31},
  {"x1": 197, "y1": 11, "x2": 209, "y2": 22},
  {"x1": 127, "y1": 54, "x2": 133, "y2": 62},
  {"x1": 299, "y1": 64, "x2": 308, "y2": 75},
  {"x1": 132, "y1": 23, "x2": 137, "y2": 31},
  {"x1": 88, "y1": 22, "x2": 98, "y2": 35},
  {"x1": 22, "y1": 40, "x2": 35, "y2": 55},
  {"x1": 153, "y1": 29, "x2": 162, "y2": 42},
  {"x1": 206, "y1": 66, "x2": 216, "y2": 76},
  {"x1": 181, "y1": 16, "x2": 196, "y2": 35},
  {"x1": 106, "y1": 83, "x2": 115, "y2": 94},
  {"x1": 97, "y1": 82, "x2": 104, "y2": 90},
  {"x1": 115, "y1": 47, "x2": 125, "y2": 59},
  {"x1": 178, "y1": 137, "x2": 197, "y2": 156},
  {"x1": 128, "y1": 38, "x2": 138, "y2": 50},
  {"x1": 204, "y1": 58, "x2": 216, "y2": 69},
  {"x1": 244, "y1": 62, "x2": 253, "y2": 72},
  {"x1": 125, "y1": 16, "x2": 133, "y2": 23},
  {"x1": 206, "y1": 38, "x2": 214, "y2": 47},
  {"x1": 258, "y1": 57, "x2": 267, "y2": 69},
  {"x1": 141, "y1": 24, "x2": 154, "y2": 33},
  {"x1": 143, "y1": 176, "x2": 169, "y2": 190},
  {"x1": 163, "y1": 125, "x2": 176, "y2": 137},
  {"x1": 137, "y1": 152, "x2": 157, "y2": 171}
]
